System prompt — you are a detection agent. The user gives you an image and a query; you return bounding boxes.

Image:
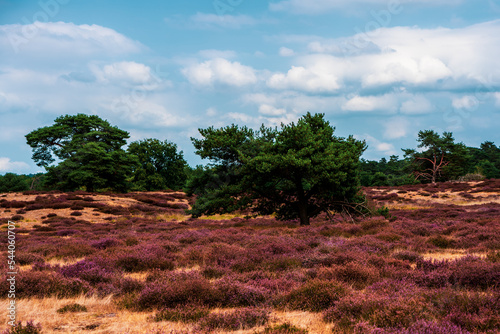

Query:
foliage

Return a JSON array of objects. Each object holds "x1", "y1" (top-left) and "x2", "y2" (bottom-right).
[
  {"x1": 403, "y1": 130, "x2": 469, "y2": 183},
  {"x1": 0, "y1": 173, "x2": 30, "y2": 192},
  {"x1": 2, "y1": 322, "x2": 42, "y2": 334},
  {"x1": 188, "y1": 113, "x2": 367, "y2": 225},
  {"x1": 128, "y1": 138, "x2": 187, "y2": 191},
  {"x1": 25, "y1": 114, "x2": 137, "y2": 192},
  {"x1": 56, "y1": 303, "x2": 88, "y2": 313}
]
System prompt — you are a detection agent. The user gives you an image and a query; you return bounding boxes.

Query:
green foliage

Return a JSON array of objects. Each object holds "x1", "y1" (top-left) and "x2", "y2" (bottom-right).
[
  {"x1": 0, "y1": 173, "x2": 30, "y2": 192},
  {"x1": 5, "y1": 322, "x2": 42, "y2": 334},
  {"x1": 25, "y1": 114, "x2": 137, "y2": 192},
  {"x1": 403, "y1": 130, "x2": 470, "y2": 183},
  {"x1": 127, "y1": 139, "x2": 187, "y2": 191},
  {"x1": 188, "y1": 113, "x2": 367, "y2": 225},
  {"x1": 56, "y1": 303, "x2": 87, "y2": 313}
]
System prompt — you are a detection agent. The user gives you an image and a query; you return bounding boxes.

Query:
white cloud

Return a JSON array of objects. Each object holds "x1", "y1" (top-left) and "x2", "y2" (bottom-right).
[
  {"x1": 0, "y1": 157, "x2": 30, "y2": 173},
  {"x1": 258, "y1": 104, "x2": 287, "y2": 116},
  {"x1": 279, "y1": 47, "x2": 295, "y2": 57},
  {"x1": 189, "y1": 13, "x2": 257, "y2": 29},
  {"x1": 268, "y1": 20, "x2": 500, "y2": 94},
  {"x1": 383, "y1": 117, "x2": 410, "y2": 139},
  {"x1": 342, "y1": 94, "x2": 397, "y2": 112},
  {"x1": 182, "y1": 58, "x2": 257, "y2": 87},
  {"x1": 267, "y1": 64, "x2": 341, "y2": 93},
  {"x1": 94, "y1": 61, "x2": 152, "y2": 85},
  {"x1": 400, "y1": 95, "x2": 434, "y2": 114},
  {"x1": 357, "y1": 134, "x2": 397, "y2": 156},
  {"x1": 0, "y1": 21, "x2": 143, "y2": 56},
  {"x1": 452, "y1": 95, "x2": 479, "y2": 110}
]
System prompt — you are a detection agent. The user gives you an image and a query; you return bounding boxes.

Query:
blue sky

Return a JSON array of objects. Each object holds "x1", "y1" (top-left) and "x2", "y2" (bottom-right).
[{"x1": 0, "y1": 0, "x2": 499, "y2": 173}]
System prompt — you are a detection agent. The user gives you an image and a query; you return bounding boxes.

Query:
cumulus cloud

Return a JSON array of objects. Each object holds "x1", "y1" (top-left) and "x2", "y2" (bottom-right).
[
  {"x1": 93, "y1": 61, "x2": 153, "y2": 85},
  {"x1": 0, "y1": 157, "x2": 30, "y2": 173},
  {"x1": 342, "y1": 94, "x2": 397, "y2": 112},
  {"x1": 266, "y1": 20, "x2": 500, "y2": 95},
  {"x1": 182, "y1": 58, "x2": 257, "y2": 87},
  {"x1": 452, "y1": 95, "x2": 479, "y2": 110},
  {"x1": 267, "y1": 64, "x2": 341, "y2": 93},
  {"x1": 258, "y1": 104, "x2": 287, "y2": 116}
]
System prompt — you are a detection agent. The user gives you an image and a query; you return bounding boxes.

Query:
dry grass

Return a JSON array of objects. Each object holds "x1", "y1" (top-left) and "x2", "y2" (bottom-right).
[
  {"x1": 0, "y1": 296, "x2": 335, "y2": 334},
  {"x1": 422, "y1": 250, "x2": 487, "y2": 262}
]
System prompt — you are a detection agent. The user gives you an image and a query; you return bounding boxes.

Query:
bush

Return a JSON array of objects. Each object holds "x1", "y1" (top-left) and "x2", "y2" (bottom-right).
[
  {"x1": 57, "y1": 303, "x2": 87, "y2": 313},
  {"x1": 2, "y1": 321, "x2": 42, "y2": 334},
  {"x1": 153, "y1": 305, "x2": 210, "y2": 323},
  {"x1": 197, "y1": 308, "x2": 269, "y2": 331},
  {"x1": 275, "y1": 280, "x2": 349, "y2": 312}
]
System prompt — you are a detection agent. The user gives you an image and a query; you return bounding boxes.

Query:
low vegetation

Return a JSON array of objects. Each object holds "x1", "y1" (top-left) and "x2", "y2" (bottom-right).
[{"x1": 0, "y1": 180, "x2": 499, "y2": 333}]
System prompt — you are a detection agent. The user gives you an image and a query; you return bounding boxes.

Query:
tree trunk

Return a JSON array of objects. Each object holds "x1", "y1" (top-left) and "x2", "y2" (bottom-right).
[{"x1": 298, "y1": 201, "x2": 310, "y2": 226}]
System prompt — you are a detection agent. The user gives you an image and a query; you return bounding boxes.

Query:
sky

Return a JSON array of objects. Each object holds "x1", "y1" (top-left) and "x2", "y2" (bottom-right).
[{"x1": 0, "y1": 0, "x2": 499, "y2": 174}]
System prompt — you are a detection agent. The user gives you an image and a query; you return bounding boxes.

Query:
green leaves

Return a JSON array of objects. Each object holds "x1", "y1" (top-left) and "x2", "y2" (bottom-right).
[
  {"x1": 128, "y1": 139, "x2": 187, "y2": 191},
  {"x1": 25, "y1": 114, "x2": 136, "y2": 192},
  {"x1": 188, "y1": 112, "x2": 367, "y2": 225}
]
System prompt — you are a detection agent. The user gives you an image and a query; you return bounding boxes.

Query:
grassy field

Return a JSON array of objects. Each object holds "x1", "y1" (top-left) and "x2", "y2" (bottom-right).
[{"x1": 1, "y1": 180, "x2": 499, "y2": 333}]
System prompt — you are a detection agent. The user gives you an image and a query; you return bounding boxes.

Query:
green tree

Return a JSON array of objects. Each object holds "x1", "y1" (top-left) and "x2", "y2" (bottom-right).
[
  {"x1": 0, "y1": 173, "x2": 30, "y2": 192},
  {"x1": 25, "y1": 114, "x2": 137, "y2": 192},
  {"x1": 188, "y1": 113, "x2": 367, "y2": 225},
  {"x1": 403, "y1": 130, "x2": 469, "y2": 183},
  {"x1": 127, "y1": 139, "x2": 188, "y2": 191}
]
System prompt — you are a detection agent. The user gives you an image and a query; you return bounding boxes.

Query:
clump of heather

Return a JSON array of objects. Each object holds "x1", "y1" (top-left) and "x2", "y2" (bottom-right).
[{"x1": 275, "y1": 279, "x2": 350, "y2": 312}]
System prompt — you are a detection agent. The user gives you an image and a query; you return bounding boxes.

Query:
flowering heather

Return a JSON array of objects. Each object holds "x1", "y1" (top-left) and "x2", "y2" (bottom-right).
[{"x1": 1, "y1": 182, "x2": 499, "y2": 332}]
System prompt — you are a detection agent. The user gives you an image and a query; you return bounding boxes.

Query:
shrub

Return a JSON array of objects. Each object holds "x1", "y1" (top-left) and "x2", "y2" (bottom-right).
[
  {"x1": 57, "y1": 303, "x2": 87, "y2": 313},
  {"x1": 276, "y1": 280, "x2": 349, "y2": 312},
  {"x1": 153, "y1": 305, "x2": 210, "y2": 323},
  {"x1": 392, "y1": 250, "x2": 423, "y2": 263},
  {"x1": 136, "y1": 277, "x2": 217, "y2": 310},
  {"x1": 2, "y1": 321, "x2": 42, "y2": 334},
  {"x1": 428, "y1": 235, "x2": 456, "y2": 249},
  {"x1": 197, "y1": 308, "x2": 269, "y2": 331},
  {"x1": 215, "y1": 278, "x2": 270, "y2": 307}
]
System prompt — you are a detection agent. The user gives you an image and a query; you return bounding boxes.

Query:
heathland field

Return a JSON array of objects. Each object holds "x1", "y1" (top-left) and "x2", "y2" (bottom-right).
[{"x1": 1, "y1": 180, "x2": 499, "y2": 333}]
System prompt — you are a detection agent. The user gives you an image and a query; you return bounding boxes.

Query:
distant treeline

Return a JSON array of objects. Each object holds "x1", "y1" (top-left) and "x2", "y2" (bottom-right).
[{"x1": 360, "y1": 141, "x2": 500, "y2": 186}]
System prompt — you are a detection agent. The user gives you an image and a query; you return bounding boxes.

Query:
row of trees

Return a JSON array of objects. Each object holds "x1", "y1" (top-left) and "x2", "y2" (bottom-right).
[
  {"x1": 360, "y1": 132, "x2": 500, "y2": 186},
  {"x1": 24, "y1": 114, "x2": 187, "y2": 192},
  {"x1": 0, "y1": 113, "x2": 498, "y2": 225}
]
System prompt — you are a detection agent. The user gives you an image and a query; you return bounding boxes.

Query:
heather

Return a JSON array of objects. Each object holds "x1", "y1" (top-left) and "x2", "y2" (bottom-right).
[{"x1": 0, "y1": 182, "x2": 499, "y2": 333}]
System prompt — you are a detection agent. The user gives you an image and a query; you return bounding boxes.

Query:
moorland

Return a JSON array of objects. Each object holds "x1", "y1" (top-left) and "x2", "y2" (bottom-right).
[{"x1": 0, "y1": 180, "x2": 499, "y2": 333}]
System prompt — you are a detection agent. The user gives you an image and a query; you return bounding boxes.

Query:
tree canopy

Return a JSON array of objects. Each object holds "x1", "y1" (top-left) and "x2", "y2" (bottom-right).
[
  {"x1": 403, "y1": 130, "x2": 469, "y2": 183},
  {"x1": 187, "y1": 112, "x2": 367, "y2": 225},
  {"x1": 25, "y1": 114, "x2": 137, "y2": 192},
  {"x1": 128, "y1": 138, "x2": 188, "y2": 191}
]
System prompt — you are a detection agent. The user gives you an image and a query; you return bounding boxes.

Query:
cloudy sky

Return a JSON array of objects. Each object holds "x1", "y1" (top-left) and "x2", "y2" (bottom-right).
[{"x1": 1, "y1": 0, "x2": 499, "y2": 173}]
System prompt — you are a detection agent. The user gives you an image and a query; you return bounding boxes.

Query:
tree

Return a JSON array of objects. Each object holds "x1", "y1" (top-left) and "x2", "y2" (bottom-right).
[
  {"x1": 128, "y1": 139, "x2": 188, "y2": 191},
  {"x1": 25, "y1": 114, "x2": 137, "y2": 192},
  {"x1": 188, "y1": 113, "x2": 367, "y2": 225},
  {"x1": 403, "y1": 130, "x2": 468, "y2": 183},
  {"x1": 0, "y1": 173, "x2": 30, "y2": 192}
]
